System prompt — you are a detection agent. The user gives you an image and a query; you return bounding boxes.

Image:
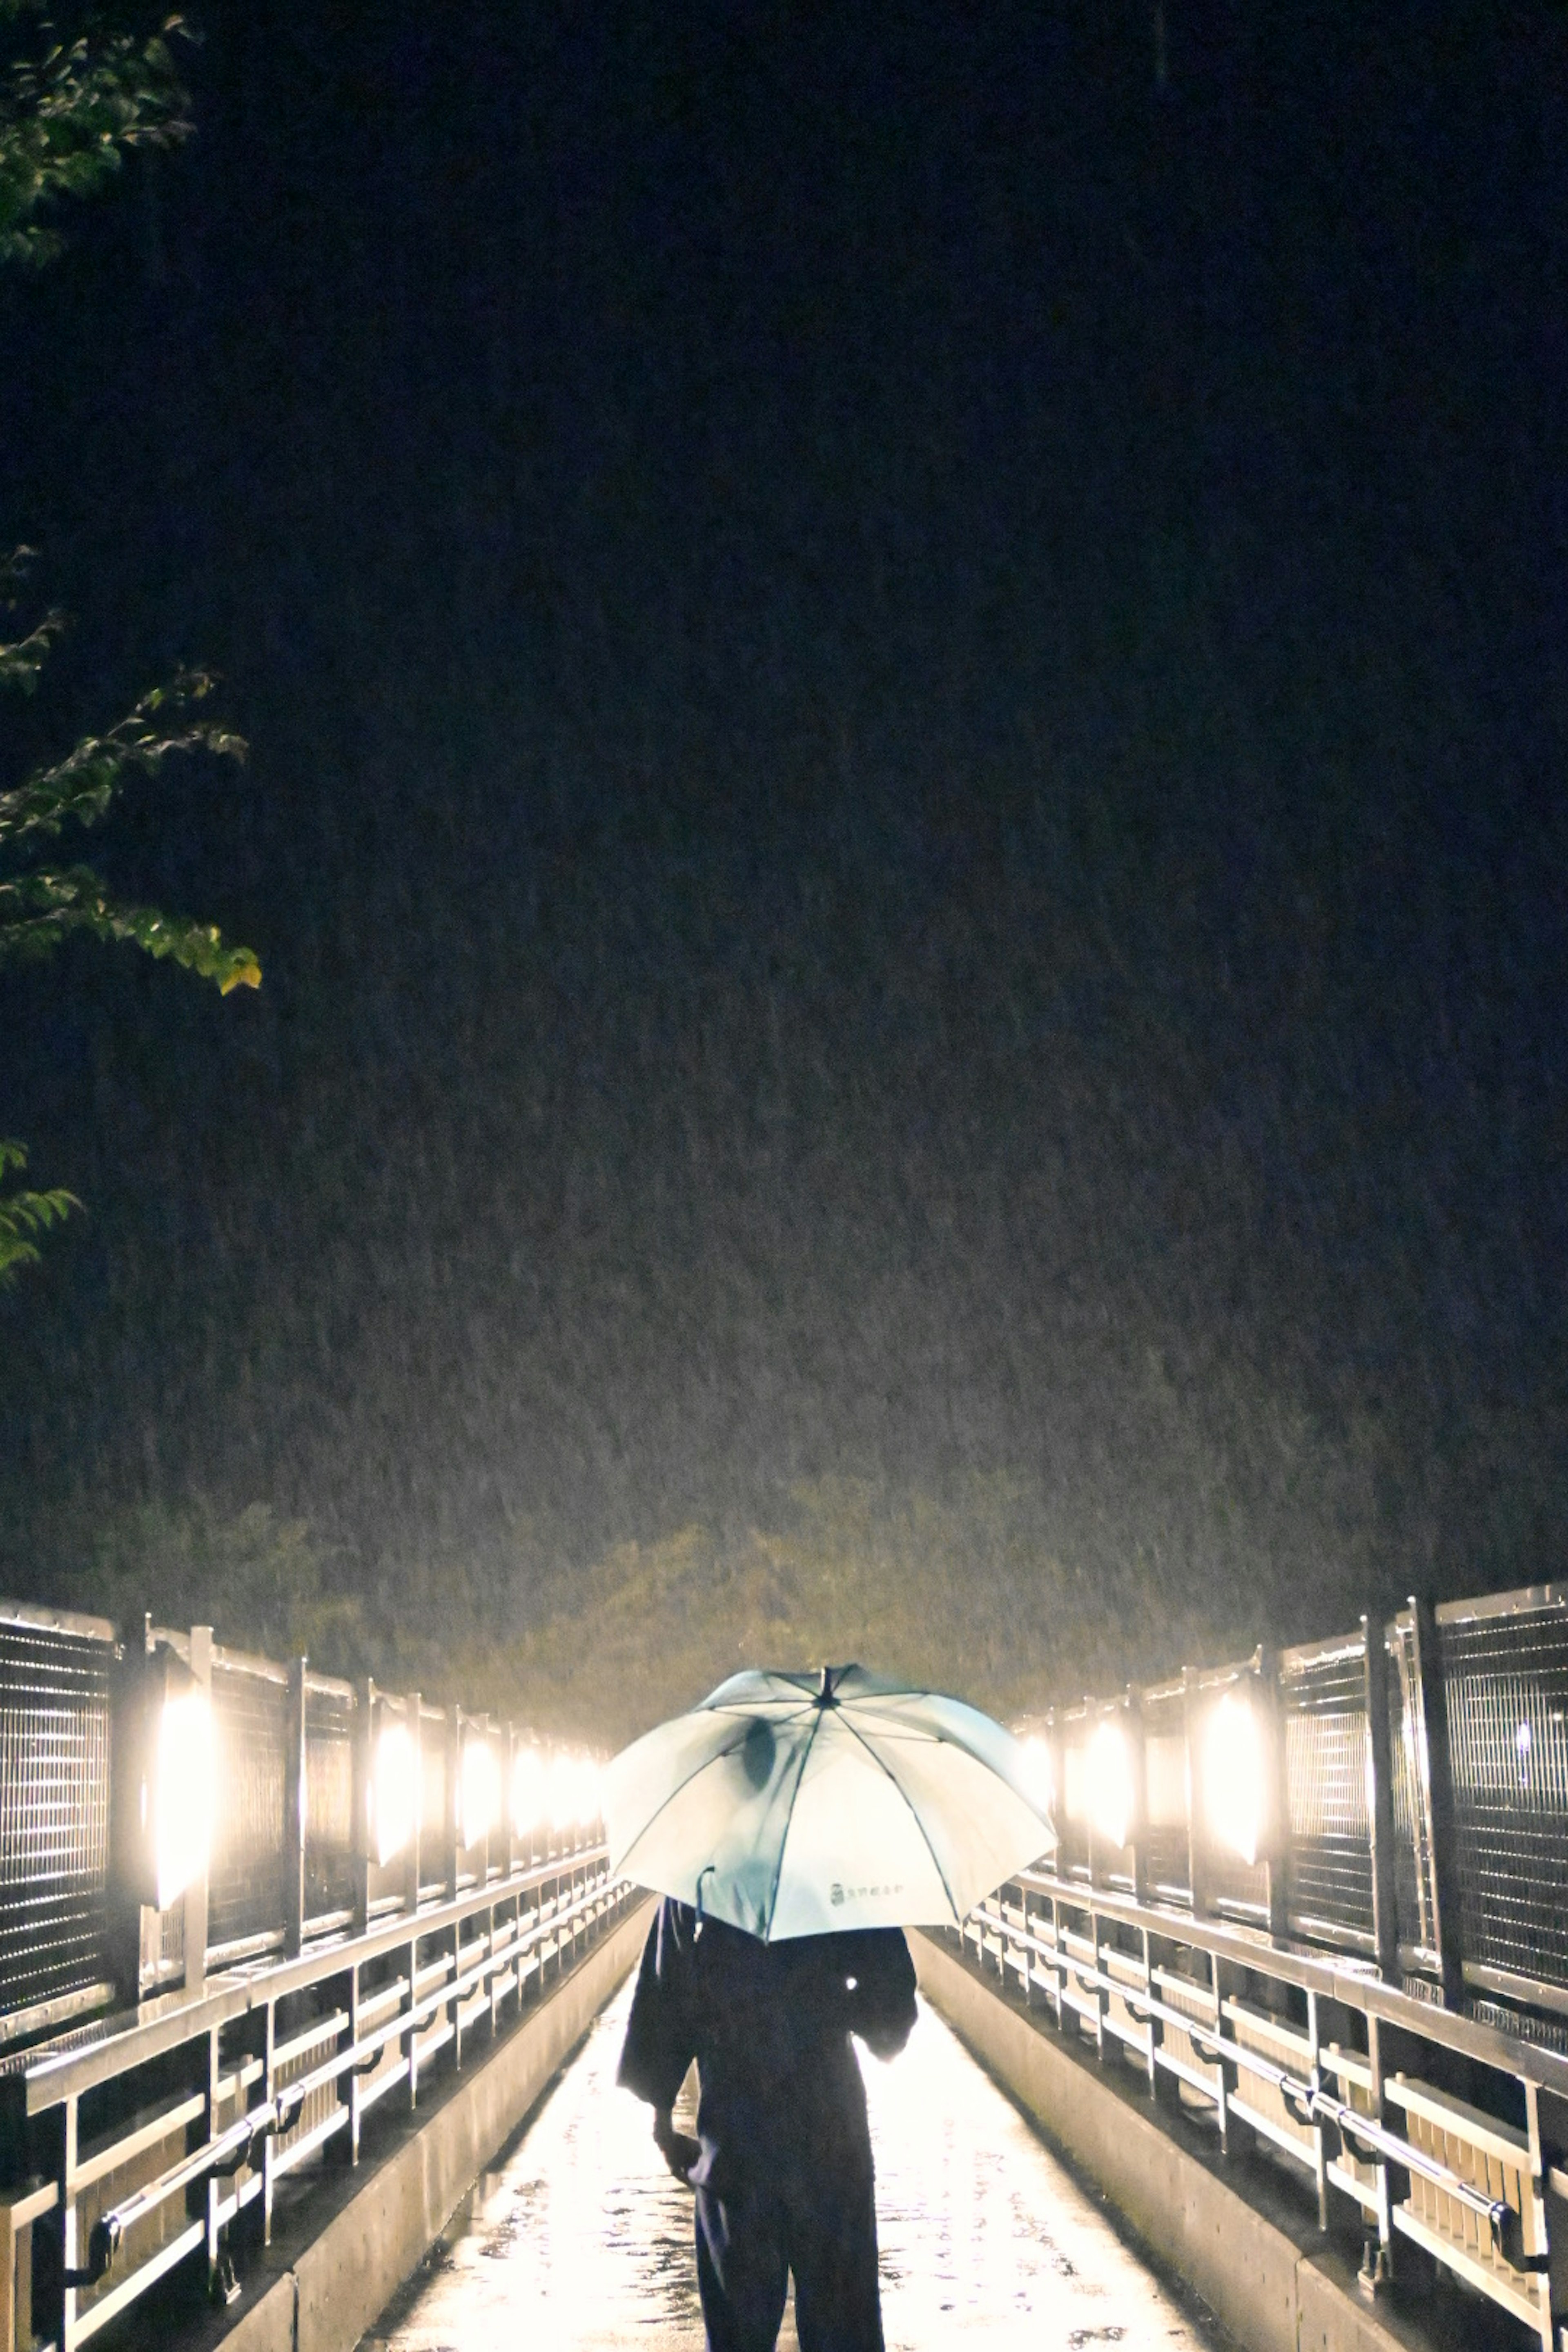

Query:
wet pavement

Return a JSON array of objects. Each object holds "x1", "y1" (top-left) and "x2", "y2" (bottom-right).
[{"x1": 365, "y1": 1976, "x2": 1220, "y2": 2352}]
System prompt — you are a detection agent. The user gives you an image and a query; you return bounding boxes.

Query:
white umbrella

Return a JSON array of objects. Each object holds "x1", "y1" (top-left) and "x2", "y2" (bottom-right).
[{"x1": 604, "y1": 1663, "x2": 1056, "y2": 1942}]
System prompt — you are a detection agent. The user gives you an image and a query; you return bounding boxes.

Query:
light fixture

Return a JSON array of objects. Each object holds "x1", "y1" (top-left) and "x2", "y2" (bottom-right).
[
  {"x1": 368, "y1": 1717, "x2": 419, "y2": 1866},
  {"x1": 460, "y1": 1731, "x2": 500, "y2": 1849},
  {"x1": 511, "y1": 1743, "x2": 546, "y2": 1841},
  {"x1": 1201, "y1": 1686, "x2": 1272, "y2": 1865},
  {"x1": 114, "y1": 1648, "x2": 215, "y2": 1913},
  {"x1": 1085, "y1": 1717, "x2": 1137, "y2": 1853}
]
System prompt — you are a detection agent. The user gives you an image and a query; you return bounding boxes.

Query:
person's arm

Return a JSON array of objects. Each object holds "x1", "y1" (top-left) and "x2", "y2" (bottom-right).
[
  {"x1": 617, "y1": 1902, "x2": 702, "y2": 2179},
  {"x1": 844, "y1": 1929, "x2": 918, "y2": 2060}
]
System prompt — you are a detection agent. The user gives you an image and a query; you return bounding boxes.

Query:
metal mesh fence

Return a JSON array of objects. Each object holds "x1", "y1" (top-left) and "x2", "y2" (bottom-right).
[
  {"x1": 6, "y1": 1575, "x2": 1568, "y2": 2040},
  {"x1": 304, "y1": 1682, "x2": 356, "y2": 1923},
  {"x1": 208, "y1": 1662, "x2": 288, "y2": 1950},
  {"x1": 1280, "y1": 1638, "x2": 1374, "y2": 1945},
  {"x1": 1140, "y1": 1686, "x2": 1190, "y2": 1902},
  {"x1": 1441, "y1": 1603, "x2": 1568, "y2": 1993},
  {"x1": 0, "y1": 1621, "x2": 113, "y2": 2016},
  {"x1": 419, "y1": 1713, "x2": 449, "y2": 1893}
]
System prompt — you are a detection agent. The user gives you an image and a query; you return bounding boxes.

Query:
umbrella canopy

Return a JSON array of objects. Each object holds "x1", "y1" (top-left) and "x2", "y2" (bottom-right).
[{"x1": 604, "y1": 1664, "x2": 1056, "y2": 1942}]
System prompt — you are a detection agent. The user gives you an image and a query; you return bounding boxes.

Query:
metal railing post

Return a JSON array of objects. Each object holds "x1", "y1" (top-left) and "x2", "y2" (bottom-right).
[
  {"x1": 1361, "y1": 1613, "x2": 1399, "y2": 1980},
  {"x1": 1408, "y1": 1595, "x2": 1464, "y2": 2010},
  {"x1": 1082, "y1": 1698, "x2": 1102, "y2": 1892},
  {"x1": 351, "y1": 1679, "x2": 374, "y2": 1938},
  {"x1": 1183, "y1": 1666, "x2": 1209, "y2": 1920},
  {"x1": 443, "y1": 1706, "x2": 462, "y2": 1900},
  {"x1": 182, "y1": 1628, "x2": 213, "y2": 1997},
  {"x1": 1361, "y1": 2011, "x2": 1396, "y2": 2289},
  {"x1": 283, "y1": 1658, "x2": 307, "y2": 1960},
  {"x1": 1127, "y1": 1688, "x2": 1149, "y2": 1908},
  {"x1": 1258, "y1": 1650, "x2": 1290, "y2": 1943},
  {"x1": 59, "y1": 2094, "x2": 78, "y2": 2352},
  {"x1": 260, "y1": 1998, "x2": 278, "y2": 2246},
  {"x1": 445, "y1": 1706, "x2": 463, "y2": 2069},
  {"x1": 404, "y1": 1692, "x2": 423, "y2": 1916}
]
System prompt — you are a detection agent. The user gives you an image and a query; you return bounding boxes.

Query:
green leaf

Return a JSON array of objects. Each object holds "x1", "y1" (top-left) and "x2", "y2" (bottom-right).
[
  {"x1": 0, "y1": 866, "x2": 261, "y2": 989},
  {"x1": 0, "y1": 545, "x2": 64, "y2": 690},
  {"x1": 0, "y1": 666, "x2": 247, "y2": 846},
  {"x1": 0, "y1": 9, "x2": 194, "y2": 269},
  {"x1": 0, "y1": 1138, "x2": 79, "y2": 1287},
  {"x1": 0, "y1": 662, "x2": 261, "y2": 995}
]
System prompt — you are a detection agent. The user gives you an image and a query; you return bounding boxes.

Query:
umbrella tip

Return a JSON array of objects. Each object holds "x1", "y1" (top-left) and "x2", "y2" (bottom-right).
[{"x1": 818, "y1": 1664, "x2": 851, "y2": 1706}]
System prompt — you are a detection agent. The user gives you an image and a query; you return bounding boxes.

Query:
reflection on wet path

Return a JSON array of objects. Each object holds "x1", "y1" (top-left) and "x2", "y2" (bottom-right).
[{"x1": 366, "y1": 1976, "x2": 1217, "y2": 2351}]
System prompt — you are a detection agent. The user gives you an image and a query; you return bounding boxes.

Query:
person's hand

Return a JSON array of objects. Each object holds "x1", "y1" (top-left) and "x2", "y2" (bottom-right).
[
  {"x1": 653, "y1": 2111, "x2": 701, "y2": 2183},
  {"x1": 858, "y1": 2021, "x2": 911, "y2": 2060}
]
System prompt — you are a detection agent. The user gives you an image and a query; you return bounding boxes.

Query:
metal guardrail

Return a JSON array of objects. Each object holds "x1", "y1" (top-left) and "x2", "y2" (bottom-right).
[
  {"x1": 4, "y1": 1576, "x2": 1568, "y2": 2345},
  {"x1": 0, "y1": 1606, "x2": 606, "y2": 2031},
  {"x1": 1026, "y1": 1583, "x2": 1568, "y2": 2036},
  {"x1": 958, "y1": 1862, "x2": 1568, "y2": 2350},
  {"x1": 0, "y1": 1595, "x2": 626, "y2": 2352},
  {"x1": 992, "y1": 1580, "x2": 1568, "y2": 2351},
  {"x1": 0, "y1": 1840, "x2": 630, "y2": 2352}
]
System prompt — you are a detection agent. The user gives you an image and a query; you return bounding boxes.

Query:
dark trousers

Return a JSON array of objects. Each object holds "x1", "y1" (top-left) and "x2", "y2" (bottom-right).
[{"x1": 694, "y1": 2160, "x2": 885, "y2": 2352}]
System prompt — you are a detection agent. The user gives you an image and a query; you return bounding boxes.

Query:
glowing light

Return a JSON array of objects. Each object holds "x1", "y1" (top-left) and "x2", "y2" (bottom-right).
[
  {"x1": 1019, "y1": 1735, "x2": 1055, "y2": 1819},
  {"x1": 1085, "y1": 1718, "x2": 1136, "y2": 1853},
  {"x1": 460, "y1": 1733, "x2": 501, "y2": 1849},
  {"x1": 512, "y1": 1743, "x2": 547, "y2": 1838},
  {"x1": 151, "y1": 1683, "x2": 214, "y2": 1912},
  {"x1": 369, "y1": 1720, "x2": 419, "y2": 1866},
  {"x1": 547, "y1": 1751, "x2": 601, "y2": 1833},
  {"x1": 1201, "y1": 1689, "x2": 1268, "y2": 1865}
]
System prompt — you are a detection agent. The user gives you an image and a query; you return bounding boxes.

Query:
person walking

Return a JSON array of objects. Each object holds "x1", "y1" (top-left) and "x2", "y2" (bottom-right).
[{"x1": 618, "y1": 1894, "x2": 918, "y2": 2352}]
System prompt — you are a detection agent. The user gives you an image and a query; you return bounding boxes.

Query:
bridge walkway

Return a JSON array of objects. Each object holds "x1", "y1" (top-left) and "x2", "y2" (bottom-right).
[{"x1": 362, "y1": 1973, "x2": 1220, "y2": 2352}]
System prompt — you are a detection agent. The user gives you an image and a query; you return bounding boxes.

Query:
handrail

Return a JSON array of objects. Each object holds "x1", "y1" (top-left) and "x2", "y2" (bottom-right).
[
  {"x1": 1009, "y1": 1864, "x2": 1568, "y2": 2091},
  {"x1": 8, "y1": 1845, "x2": 612, "y2": 2114},
  {"x1": 42, "y1": 1860, "x2": 631, "y2": 2307},
  {"x1": 973, "y1": 1898, "x2": 1511, "y2": 2245}
]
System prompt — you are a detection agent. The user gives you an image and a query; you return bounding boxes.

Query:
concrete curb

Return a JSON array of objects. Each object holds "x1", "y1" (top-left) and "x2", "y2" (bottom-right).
[
  {"x1": 208, "y1": 1898, "x2": 654, "y2": 2352},
  {"x1": 912, "y1": 1931, "x2": 1449, "y2": 2352}
]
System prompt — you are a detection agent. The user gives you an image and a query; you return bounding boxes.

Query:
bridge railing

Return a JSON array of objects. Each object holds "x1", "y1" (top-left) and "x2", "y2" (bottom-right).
[
  {"x1": 958, "y1": 1869, "x2": 1568, "y2": 2352},
  {"x1": 0, "y1": 1595, "x2": 626, "y2": 2352},
  {"x1": 1020, "y1": 1581, "x2": 1568, "y2": 2036},
  {"x1": 997, "y1": 1577, "x2": 1568, "y2": 2352}
]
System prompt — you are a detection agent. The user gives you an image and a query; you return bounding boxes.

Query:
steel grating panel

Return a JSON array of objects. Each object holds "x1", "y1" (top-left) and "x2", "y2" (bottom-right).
[
  {"x1": 1143, "y1": 1826, "x2": 1190, "y2": 1898},
  {"x1": 1441, "y1": 1606, "x2": 1568, "y2": 1993},
  {"x1": 1207, "y1": 1850, "x2": 1269, "y2": 1917},
  {"x1": 0, "y1": 1622, "x2": 113, "y2": 2013},
  {"x1": 1281, "y1": 1643, "x2": 1375, "y2": 1941},
  {"x1": 208, "y1": 1666, "x2": 288, "y2": 1949},
  {"x1": 1139, "y1": 1687, "x2": 1191, "y2": 1901},
  {"x1": 304, "y1": 1688, "x2": 356, "y2": 1921}
]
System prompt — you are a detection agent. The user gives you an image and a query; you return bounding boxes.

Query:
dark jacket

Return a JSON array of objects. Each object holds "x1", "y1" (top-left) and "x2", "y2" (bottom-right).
[{"x1": 618, "y1": 1898, "x2": 918, "y2": 2192}]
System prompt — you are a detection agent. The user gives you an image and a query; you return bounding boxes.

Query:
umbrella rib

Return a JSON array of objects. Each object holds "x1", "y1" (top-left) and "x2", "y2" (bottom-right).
[
  {"x1": 763, "y1": 1701, "x2": 829, "y2": 1937},
  {"x1": 837, "y1": 1713, "x2": 964, "y2": 1925}
]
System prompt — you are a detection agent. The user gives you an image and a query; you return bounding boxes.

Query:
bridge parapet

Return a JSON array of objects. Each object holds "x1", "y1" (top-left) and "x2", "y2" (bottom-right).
[
  {"x1": 1028, "y1": 1583, "x2": 1568, "y2": 2034},
  {"x1": 0, "y1": 1595, "x2": 623, "y2": 2352},
  {"x1": 993, "y1": 1577, "x2": 1568, "y2": 2352}
]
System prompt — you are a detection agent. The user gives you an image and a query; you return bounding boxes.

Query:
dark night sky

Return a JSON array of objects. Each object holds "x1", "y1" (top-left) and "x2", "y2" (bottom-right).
[{"x1": 1, "y1": 0, "x2": 1566, "y2": 1635}]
